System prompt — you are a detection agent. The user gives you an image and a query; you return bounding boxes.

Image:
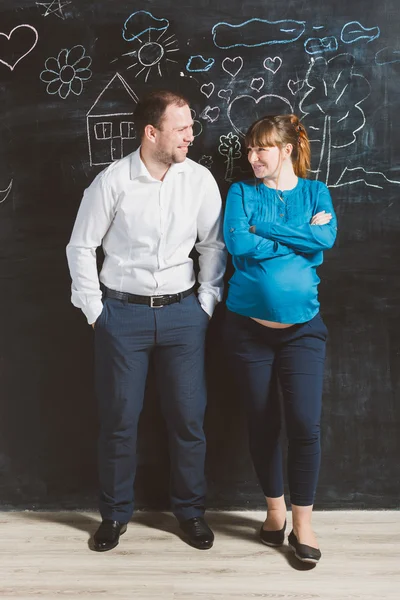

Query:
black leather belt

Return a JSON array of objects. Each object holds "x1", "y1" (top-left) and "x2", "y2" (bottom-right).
[{"x1": 104, "y1": 286, "x2": 194, "y2": 307}]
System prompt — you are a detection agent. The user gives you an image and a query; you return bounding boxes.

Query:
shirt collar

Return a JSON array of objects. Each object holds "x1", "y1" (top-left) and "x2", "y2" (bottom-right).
[{"x1": 129, "y1": 147, "x2": 193, "y2": 181}]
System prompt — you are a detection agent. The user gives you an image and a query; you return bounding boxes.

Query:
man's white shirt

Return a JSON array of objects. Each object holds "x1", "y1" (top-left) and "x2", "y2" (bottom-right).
[{"x1": 66, "y1": 149, "x2": 227, "y2": 324}]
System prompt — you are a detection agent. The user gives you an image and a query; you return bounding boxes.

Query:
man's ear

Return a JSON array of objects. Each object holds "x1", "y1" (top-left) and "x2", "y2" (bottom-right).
[{"x1": 144, "y1": 124, "x2": 157, "y2": 144}]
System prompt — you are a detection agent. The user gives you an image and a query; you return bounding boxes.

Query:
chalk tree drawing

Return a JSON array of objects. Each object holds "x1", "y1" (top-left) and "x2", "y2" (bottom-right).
[
  {"x1": 40, "y1": 45, "x2": 92, "y2": 99},
  {"x1": 299, "y1": 53, "x2": 371, "y2": 185},
  {"x1": 212, "y1": 18, "x2": 306, "y2": 49},
  {"x1": 0, "y1": 25, "x2": 38, "y2": 71},
  {"x1": 36, "y1": 1, "x2": 71, "y2": 19},
  {"x1": 0, "y1": 180, "x2": 13, "y2": 204},
  {"x1": 263, "y1": 56, "x2": 282, "y2": 74},
  {"x1": 218, "y1": 132, "x2": 242, "y2": 182},
  {"x1": 122, "y1": 18, "x2": 179, "y2": 82},
  {"x1": 87, "y1": 73, "x2": 139, "y2": 166}
]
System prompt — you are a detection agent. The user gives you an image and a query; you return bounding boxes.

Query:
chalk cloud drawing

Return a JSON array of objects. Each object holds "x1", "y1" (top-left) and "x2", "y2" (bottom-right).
[
  {"x1": 250, "y1": 78, "x2": 264, "y2": 92},
  {"x1": 0, "y1": 24, "x2": 38, "y2": 71},
  {"x1": 0, "y1": 180, "x2": 13, "y2": 204},
  {"x1": 123, "y1": 11, "x2": 169, "y2": 43},
  {"x1": 36, "y1": 1, "x2": 71, "y2": 19},
  {"x1": 87, "y1": 73, "x2": 139, "y2": 166},
  {"x1": 200, "y1": 106, "x2": 220, "y2": 123},
  {"x1": 218, "y1": 89, "x2": 233, "y2": 103},
  {"x1": 341, "y1": 21, "x2": 380, "y2": 44},
  {"x1": 122, "y1": 24, "x2": 179, "y2": 82},
  {"x1": 263, "y1": 56, "x2": 282, "y2": 74},
  {"x1": 227, "y1": 94, "x2": 293, "y2": 138},
  {"x1": 222, "y1": 56, "x2": 243, "y2": 78},
  {"x1": 186, "y1": 55, "x2": 214, "y2": 72},
  {"x1": 375, "y1": 47, "x2": 400, "y2": 66},
  {"x1": 299, "y1": 53, "x2": 371, "y2": 185},
  {"x1": 304, "y1": 36, "x2": 338, "y2": 55},
  {"x1": 200, "y1": 83, "x2": 214, "y2": 98},
  {"x1": 212, "y1": 18, "x2": 306, "y2": 49},
  {"x1": 40, "y1": 45, "x2": 92, "y2": 98},
  {"x1": 219, "y1": 132, "x2": 242, "y2": 182},
  {"x1": 199, "y1": 156, "x2": 213, "y2": 169}
]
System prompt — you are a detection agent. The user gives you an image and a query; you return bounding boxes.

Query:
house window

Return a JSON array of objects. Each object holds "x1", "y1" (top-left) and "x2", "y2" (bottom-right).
[
  {"x1": 95, "y1": 122, "x2": 112, "y2": 140},
  {"x1": 120, "y1": 121, "x2": 135, "y2": 138}
]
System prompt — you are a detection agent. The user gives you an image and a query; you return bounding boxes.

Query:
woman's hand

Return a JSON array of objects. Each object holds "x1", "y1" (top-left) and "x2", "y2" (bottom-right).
[{"x1": 310, "y1": 211, "x2": 332, "y2": 226}]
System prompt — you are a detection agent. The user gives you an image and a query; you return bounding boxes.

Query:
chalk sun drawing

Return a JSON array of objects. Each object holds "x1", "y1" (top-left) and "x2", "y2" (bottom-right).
[
  {"x1": 122, "y1": 22, "x2": 179, "y2": 82},
  {"x1": 40, "y1": 45, "x2": 92, "y2": 98},
  {"x1": 0, "y1": 24, "x2": 38, "y2": 71}
]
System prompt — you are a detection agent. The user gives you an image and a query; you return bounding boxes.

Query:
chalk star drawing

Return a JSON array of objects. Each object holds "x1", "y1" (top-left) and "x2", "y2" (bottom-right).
[
  {"x1": 36, "y1": 1, "x2": 71, "y2": 20},
  {"x1": 0, "y1": 180, "x2": 13, "y2": 204}
]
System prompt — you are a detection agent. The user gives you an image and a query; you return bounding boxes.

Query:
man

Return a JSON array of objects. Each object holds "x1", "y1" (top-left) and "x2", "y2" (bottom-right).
[{"x1": 66, "y1": 90, "x2": 226, "y2": 552}]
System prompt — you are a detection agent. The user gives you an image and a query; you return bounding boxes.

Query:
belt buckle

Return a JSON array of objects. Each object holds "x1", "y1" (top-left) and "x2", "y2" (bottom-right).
[{"x1": 150, "y1": 295, "x2": 164, "y2": 308}]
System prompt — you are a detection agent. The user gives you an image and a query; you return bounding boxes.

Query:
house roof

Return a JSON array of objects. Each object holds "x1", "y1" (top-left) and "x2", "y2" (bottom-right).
[{"x1": 87, "y1": 73, "x2": 139, "y2": 117}]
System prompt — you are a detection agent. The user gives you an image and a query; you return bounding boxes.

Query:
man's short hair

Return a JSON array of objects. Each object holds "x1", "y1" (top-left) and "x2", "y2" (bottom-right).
[{"x1": 134, "y1": 90, "x2": 189, "y2": 140}]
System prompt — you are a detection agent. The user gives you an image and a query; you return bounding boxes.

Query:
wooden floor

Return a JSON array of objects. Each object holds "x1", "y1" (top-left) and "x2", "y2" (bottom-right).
[{"x1": 0, "y1": 510, "x2": 399, "y2": 599}]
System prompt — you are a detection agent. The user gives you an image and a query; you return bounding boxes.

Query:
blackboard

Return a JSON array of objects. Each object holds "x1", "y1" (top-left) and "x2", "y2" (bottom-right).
[{"x1": 0, "y1": 0, "x2": 399, "y2": 510}]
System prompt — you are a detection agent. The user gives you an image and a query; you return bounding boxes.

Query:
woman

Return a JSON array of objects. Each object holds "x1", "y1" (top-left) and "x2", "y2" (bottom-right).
[{"x1": 223, "y1": 114, "x2": 337, "y2": 564}]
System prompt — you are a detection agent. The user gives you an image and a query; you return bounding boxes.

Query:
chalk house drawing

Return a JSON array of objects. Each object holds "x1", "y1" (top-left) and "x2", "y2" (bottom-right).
[
  {"x1": 0, "y1": 24, "x2": 39, "y2": 71},
  {"x1": 40, "y1": 45, "x2": 92, "y2": 99},
  {"x1": 0, "y1": 180, "x2": 13, "y2": 204},
  {"x1": 36, "y1": 1, "x2": 71, "y2": 19},
  {"x1": 87, "y1": 73, "x2": 139, "y2": 167}
]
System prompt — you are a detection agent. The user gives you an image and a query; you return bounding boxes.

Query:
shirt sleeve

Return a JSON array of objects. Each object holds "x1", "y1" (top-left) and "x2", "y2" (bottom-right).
[
  {"x1": 223, "y1": 182, "x2": 295, "y2": 260},
  {"x1": 252, "y1": 183, "x2": 337, "y2": 254},
  {"x1": 195, "y1": 170, "x2": 227, "y2": 317},
  {"x1": 66, "y1": 172, "x2": 116, "y2": 324}
]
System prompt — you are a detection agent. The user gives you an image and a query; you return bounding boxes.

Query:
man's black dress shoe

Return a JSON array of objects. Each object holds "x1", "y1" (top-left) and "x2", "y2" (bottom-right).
[
  {"x1": 93, "y1": 520, "x2": 127, "y2": 552},
  {"x1": 179, "y1": 517, "x2": 214, "y2": 550},
  {"x1": 288, "y1": 530, "x2": 321, "y2": 564},
  {"x1": 259, "y1": 519, "x2": 286, "y2": 547}
]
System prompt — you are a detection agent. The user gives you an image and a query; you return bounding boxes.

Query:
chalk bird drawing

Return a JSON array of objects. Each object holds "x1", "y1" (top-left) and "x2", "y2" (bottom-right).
[
  {"x1": 0, "y1": 24, "x2": 38, "y2": 71},
  {"x1": 40, "y1": 45, "x2": 92, "y2": 98}
]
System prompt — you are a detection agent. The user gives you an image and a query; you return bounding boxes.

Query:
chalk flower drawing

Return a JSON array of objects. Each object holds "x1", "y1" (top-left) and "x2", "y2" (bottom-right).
[{"x1": 40, "y1": 45, "x2": 92, "y2": 99}]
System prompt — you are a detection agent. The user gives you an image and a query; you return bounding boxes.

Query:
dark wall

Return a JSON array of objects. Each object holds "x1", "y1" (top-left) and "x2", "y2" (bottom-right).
[{"x1": 1, "y1": 0, "x2": 399, "y2": 510}]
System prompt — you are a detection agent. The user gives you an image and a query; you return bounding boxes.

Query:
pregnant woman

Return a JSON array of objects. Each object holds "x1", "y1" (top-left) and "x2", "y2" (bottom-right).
[{"x1": 223, "y1": 114, "x2": 337, "y2": 564}]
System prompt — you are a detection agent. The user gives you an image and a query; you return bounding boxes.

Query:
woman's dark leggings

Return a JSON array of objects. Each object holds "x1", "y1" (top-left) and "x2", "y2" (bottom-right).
[{"x1": 224, "y1": 310, "x2": 328, "y2": 506}]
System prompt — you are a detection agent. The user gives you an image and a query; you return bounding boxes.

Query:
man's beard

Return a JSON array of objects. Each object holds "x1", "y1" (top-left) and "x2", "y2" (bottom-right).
[{"x1": 154, "y1": 147, "x2": 185, "y2": 166}]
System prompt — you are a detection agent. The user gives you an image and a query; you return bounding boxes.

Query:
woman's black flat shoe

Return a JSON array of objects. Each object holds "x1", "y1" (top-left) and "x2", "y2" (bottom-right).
[
  {"x1": 259, "y1": 519, "x2": 286, "y2": 547},
  {"x1": 288, "y1": 530, "x2": 321, "y2": 564}
]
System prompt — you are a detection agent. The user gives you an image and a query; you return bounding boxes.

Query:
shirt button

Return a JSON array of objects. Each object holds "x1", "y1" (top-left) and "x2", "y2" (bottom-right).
[{"x1": 279, "y1": 213, "x2": 284, "y2": 217}]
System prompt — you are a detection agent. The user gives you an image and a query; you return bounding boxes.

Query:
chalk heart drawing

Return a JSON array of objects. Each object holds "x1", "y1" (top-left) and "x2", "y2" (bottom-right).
[
  {"x1": 288, "y1": 79, "x2": 305, "y2": 95},
  {"x1": 250, "y1": 77, "x2": 264, "y2": 92},
  {"x1": 200, "y1": 82, "x2": 215, "y2": 98},
  {"x1": 218, "y1": 89, "x2": 232, "y2": 103},
  {"x1": 222, "y1": 56, "x2": 243, "y2": 78},
  {"x1": 0, "y1": 24, "x2": 39, "y2": 71},
  {"x1": 200, "y1": 106, "x2": 220, "y2": 123},
  {"x1": 263, "y1": 56, "x2": 282, "y2": 74},
  {"x1": 228, "y1": 94, "x2": 293, "y2": 137}
]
